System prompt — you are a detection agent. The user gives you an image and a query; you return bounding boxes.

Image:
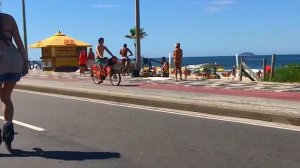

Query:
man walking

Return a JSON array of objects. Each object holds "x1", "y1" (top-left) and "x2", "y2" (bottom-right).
[{"x1": 120, "y1": 44, "x2": 133, "y2": 70}]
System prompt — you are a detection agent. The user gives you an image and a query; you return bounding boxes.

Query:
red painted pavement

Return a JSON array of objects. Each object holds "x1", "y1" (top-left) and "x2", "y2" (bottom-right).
[
  {"x1": 138, "y1": 83, "x2": 300, "y2": 102},
  {"x1": 24, "y1": 76, "x2": 300, "y2": 102}
]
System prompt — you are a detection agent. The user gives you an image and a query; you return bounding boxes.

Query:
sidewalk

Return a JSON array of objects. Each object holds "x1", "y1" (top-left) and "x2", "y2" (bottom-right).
[{"x1": 16, "y1": 70, "x2": 300, "y2": 125}]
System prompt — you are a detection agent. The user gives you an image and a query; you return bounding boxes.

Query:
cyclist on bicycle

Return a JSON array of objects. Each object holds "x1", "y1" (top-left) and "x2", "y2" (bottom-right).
[
  {"x1": 120, "y1": 44, "x2": 133, "y2": 70},
  {"x1": 95, "y1": 37, "x2": 114, "y2": 80}
]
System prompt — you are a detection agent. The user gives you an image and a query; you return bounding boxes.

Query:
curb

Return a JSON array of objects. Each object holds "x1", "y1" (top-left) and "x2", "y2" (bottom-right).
[{"x1": 16, "y1": 84, "x2": 300, "y2": 126}]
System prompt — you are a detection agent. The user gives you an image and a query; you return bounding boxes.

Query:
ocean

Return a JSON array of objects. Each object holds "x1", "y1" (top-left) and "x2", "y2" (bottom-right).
[
  {"x1": 149, "y1": 54, "x2": 300, "y2": 70},
  {"x1": 31, "y1": 54, "x2": 300, "y2": 71}
]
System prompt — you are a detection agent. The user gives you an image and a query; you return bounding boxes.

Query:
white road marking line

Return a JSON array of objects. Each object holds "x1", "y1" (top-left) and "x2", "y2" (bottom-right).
[
  {"x1": 0, "y1": 116, "x2": 45, "y2": 132},
  {"x1": 16, "y1": 89, "x2": 300, "y2": 132}
]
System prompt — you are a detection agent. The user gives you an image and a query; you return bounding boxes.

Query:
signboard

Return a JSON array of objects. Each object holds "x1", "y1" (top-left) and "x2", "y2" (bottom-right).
[{"x1": 64, "y1": 39, "x2": 75, "y2": 45}]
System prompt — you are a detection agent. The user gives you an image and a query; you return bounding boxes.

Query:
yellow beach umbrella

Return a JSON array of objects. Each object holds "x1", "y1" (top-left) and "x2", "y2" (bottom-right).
[
  {"x1": 30, "y1": 31, "x2": 92, "y2": 48},
  {"x1": 217, "y1": 68, "x2": 225, "y2": 72}
]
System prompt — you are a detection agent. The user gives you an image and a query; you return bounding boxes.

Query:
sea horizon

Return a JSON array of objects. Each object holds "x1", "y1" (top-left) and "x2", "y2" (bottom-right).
[{"x1": 30, "y1": 54, "x2": 300, "y2": 71}]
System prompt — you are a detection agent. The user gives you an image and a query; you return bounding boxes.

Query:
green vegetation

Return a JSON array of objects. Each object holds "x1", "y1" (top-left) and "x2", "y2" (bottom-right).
[
  {"x1": 264, "y1": 65, "x2": 300, "y2": 83},
  {"x1": 125, "y1": 27, "x2": 148, "y2": 72}
]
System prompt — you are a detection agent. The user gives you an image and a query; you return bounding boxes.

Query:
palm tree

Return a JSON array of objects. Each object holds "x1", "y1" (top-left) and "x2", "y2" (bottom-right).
[{"x1": 125, "y1": 27, "x2": 147, "y2": 71}]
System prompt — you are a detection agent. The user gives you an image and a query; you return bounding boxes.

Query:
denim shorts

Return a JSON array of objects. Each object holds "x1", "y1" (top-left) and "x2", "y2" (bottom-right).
[{"x1": 0, "y1": 73, "x2": 21, "y2": 82}]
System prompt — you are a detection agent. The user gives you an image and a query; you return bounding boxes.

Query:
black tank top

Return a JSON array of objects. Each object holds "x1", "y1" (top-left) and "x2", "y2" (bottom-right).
[{"x1": 0, "y1": 14, "x2": 12, "y2": 46}]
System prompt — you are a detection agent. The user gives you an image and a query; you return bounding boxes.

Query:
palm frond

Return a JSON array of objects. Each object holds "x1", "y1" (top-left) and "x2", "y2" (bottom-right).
[
  {"x1": 130, "y1": 28, "x2": 136, "y2": 37},
  {"x1": 140, "y1": 32, "x2": 147, "y2": 38},
  {"x1": 124, "y1": 35, "x2": 134, "y2": 39},
  {"x1": 125, "y1": 27, "x2": 147, "y2": 39}
]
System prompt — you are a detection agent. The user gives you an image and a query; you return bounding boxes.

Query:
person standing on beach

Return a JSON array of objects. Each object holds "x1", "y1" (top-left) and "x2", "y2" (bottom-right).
[
  {"x1": 78, "y1": 49, "x2": 87, "y2": 76},
  {"x1": 87, "y1": 48, "x2": 95, "y2": 69},
  {"x1": 173, "y1": 42, "x2": 183, "y2": 81},
  {"x1": 0, "y1": 8, "x2": 28, "y2": 152}
]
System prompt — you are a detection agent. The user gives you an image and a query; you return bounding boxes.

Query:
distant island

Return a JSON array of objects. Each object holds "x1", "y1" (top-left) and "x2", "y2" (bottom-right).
[{"x1": 239, "y1": 52, "x2": 256, "y2": 57}]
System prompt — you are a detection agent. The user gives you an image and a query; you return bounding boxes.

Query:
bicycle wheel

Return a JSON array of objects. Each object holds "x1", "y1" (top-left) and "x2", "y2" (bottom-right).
[
  {"x1": 92, "y1": 72, "x2": 102, "y2": 84},
  {"x1": 110, "y1": 73, "x2": 121, "y2": 86}
]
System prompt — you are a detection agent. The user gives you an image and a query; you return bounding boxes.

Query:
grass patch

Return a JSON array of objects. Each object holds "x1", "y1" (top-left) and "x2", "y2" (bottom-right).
[{"x1": 264, "y1": 65, "x2": 300, "y2": 83}]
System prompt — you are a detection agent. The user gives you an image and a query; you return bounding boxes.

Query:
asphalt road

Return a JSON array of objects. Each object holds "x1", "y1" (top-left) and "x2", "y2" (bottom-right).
[{"x1": 0, "y1": 90, "x2": 300, "y2": 168}]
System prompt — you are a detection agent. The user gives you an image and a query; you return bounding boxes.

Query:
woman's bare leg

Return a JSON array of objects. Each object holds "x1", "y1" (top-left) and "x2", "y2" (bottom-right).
[{"x1": 0, "y1": 82, "x2": 17, "y2": 123}]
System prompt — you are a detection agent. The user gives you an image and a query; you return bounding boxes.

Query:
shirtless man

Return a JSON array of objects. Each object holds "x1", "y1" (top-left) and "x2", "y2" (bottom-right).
[
  {"x1": 95, "y1": 37, "x2": 114, "y2": 80},
  {"x1": 120, "y1": 44, "x2": 133, "y2": 70},
  {"x1": 173, "y1": 42, "x2": 183, "y2": 81},
  {"x1": 96, "y1": 37, "x2": 114, "y2": 66}
]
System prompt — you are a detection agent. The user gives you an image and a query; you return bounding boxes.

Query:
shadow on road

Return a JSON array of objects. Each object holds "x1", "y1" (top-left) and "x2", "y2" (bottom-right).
[{"x1": 0, "y1": 148, "x2": 121, "y2": 161}]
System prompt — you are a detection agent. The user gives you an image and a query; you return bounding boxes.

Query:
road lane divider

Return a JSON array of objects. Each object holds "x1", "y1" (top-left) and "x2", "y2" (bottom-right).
[{"x1": 0, "y1": 116, "x2": 45, "y2": 132}]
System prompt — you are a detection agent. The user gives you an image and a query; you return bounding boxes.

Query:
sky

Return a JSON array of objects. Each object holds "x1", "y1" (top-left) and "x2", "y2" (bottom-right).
[{"x1": 1, "y1": 0, "x2": 300, "y2": 60}]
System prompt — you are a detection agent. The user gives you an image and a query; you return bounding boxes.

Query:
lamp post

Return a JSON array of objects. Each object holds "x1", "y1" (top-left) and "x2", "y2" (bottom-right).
[
  {"x1": 22, "y1": 0, "x2": 28, "y2": 56},
  {"x1": 135, "y1": 0, "x2": 141, "y2": 70}
]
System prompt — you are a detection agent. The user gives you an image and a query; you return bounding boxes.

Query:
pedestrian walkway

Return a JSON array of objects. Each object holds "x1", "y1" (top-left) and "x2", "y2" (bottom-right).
[
  {"x1": 17, "y1": 70, "x2": 300, "y2": 126},
  {"x1": 27, "y1": 70, "x2": 300, "y2": 93}
]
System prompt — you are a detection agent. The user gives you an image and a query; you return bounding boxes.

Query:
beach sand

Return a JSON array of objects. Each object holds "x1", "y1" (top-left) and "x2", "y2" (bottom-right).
[
  {"x1": 146, "y1": 66, "x2": 255, "y2": 82},
  {"x1": 168, "y1": 70, "x2": 253, "y2": 82}
]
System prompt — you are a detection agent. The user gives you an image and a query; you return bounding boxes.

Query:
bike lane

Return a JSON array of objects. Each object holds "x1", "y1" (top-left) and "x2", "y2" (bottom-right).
[
  {"x1": 138, "y1": 83, "x2": 300, "y2": 102},
  {"x1": 22, "y1": 74, "x2": 300, "y2": 102}
]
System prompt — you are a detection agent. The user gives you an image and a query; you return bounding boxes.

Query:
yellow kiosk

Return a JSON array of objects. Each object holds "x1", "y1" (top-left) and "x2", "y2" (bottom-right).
[{"x1": 31, "y1": 31, "x2": 92, "y2": 71}]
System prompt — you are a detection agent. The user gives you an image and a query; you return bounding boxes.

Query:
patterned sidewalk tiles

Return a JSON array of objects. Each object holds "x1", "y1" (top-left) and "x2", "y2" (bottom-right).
[{"x1": 25, "y1": 70, "x2": 300, "y2": 93}]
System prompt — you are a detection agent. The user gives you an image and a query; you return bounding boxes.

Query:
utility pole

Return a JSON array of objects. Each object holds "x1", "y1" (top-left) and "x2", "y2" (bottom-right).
[
  {"x1": 135, "y1": 0, "x2": 141, "y2": 70},
  {"x1": 22, "y1": 0, "x2": 28, "y2": 56}
]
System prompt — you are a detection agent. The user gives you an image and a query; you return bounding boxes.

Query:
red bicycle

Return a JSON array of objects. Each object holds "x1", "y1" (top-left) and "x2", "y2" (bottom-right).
[{"x1": 91, "y1": 56, "x2": 121, "y2": 86}]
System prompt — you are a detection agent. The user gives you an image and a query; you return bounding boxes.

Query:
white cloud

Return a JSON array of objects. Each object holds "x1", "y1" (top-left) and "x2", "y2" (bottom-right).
[
  {"x1": 205, "y1": 0, "x2": 236, "y2": 13},
  {"x1": 212, "y1": 0, "x2": 236, "y2": 5},
  {"x1": 92, "y1": 4, "x2": 121, "y2": 8}
]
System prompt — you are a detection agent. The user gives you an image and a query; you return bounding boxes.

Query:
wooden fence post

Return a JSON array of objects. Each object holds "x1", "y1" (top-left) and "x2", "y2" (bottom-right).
[
  {"x1": 270, "y1": 54, "x2": 276, "y2": 80},
  {"x1": 263, "y1": 58, "x2": 266, "y2": 80},
  {"x1": 239, "y1": 57, "x2": 243, "y2": 81}
]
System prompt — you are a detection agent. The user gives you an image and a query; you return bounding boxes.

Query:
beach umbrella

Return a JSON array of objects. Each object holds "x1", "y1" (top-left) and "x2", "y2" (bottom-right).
[{"x1": 217, "y1": 68, "x2": 225, "y2": 72}]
